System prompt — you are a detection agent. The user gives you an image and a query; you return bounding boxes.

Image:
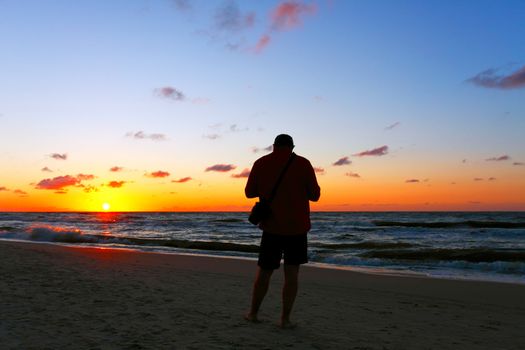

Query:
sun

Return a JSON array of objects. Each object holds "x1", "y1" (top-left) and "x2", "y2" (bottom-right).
[{"x1": 102, "y1": 203, "x2": 110, "y2": 211}]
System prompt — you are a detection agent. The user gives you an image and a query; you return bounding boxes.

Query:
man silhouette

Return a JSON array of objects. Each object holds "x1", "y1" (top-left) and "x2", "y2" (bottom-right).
[{"x1": 244, "y1": 134, "x2": 320, "y2": 328}]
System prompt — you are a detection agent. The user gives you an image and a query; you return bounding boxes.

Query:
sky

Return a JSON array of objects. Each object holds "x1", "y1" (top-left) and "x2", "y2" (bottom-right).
[{"x1": 0, "y1": 0, "x2": 524, "y2": 212}]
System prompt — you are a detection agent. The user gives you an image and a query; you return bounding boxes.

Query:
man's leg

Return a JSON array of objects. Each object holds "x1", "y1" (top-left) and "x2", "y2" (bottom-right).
[
  {"x1": 245, "y1": 267, "x2": 273, "y2": 322},
  {"x1": 280, "y1": 264, "x2": 299, "y2": 328}
]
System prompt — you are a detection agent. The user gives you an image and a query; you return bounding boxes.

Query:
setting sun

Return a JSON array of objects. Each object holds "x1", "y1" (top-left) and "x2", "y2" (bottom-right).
[{"x1": 102, "y1": 203, "x2": 110, "y2": 211}]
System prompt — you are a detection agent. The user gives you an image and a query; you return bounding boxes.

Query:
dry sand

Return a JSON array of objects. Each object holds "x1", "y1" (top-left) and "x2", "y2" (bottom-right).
[{"x1": 1, "y1": 240, "x2": 524, "y2": 350}]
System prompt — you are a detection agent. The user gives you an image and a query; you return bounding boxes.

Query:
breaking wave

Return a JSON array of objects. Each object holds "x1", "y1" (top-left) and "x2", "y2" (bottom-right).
[
  {"x1": 360, "y1": 248, "x2": 525, "y2": 263},
  {"x1": 372, "y1": 220, "x2": 525, "y2": 229}
]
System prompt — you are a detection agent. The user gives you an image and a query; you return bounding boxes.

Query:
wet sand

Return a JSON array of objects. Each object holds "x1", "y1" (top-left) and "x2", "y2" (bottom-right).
[{"x1": 1, "y1": 240, "x2": 524, "y2": 349}]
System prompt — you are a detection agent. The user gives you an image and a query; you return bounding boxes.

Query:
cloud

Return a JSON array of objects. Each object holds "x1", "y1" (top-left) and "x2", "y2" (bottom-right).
[
  {"x1": 172, "y1": 177, "x2": 192, "y2": 183},
  {"x1": 126, "y1": 131, "x2": 167, "y2": 141},
  {"x1": 231, "y1": 168, "x2": 250, "y2": 178},
  {"x1": 467, "y1": 64, "x2": 525, "y2": 89},
  {"x1": 41, "y1": 167, "x2": 53, "y2": 172},
  {"x1": 50, "y1": 153, "x2": 67, "y2": 160},
  {"x1": 474, "y1": 178, "x2": 484, "y2": 181},
  {"x1": 314, "y1": 167, "x2": 325, "y2": 175},
  {"x1": 0, "y1": 186, "x2": 8, "y2": 191},
  {"x1": 332, "y1": 156, "x2": 351, "y2": 166},
  {"x1": 215, "y1": 1, "x2": 255, "y2": 32},
  {"x1": 271, "y1": 1, "x2": 317, "y2": 30},
  {"x1": 110, "y1": 166, "x2": 123, "y2": 172},
  {"x1": 488, "y1": 177, "x2": 497, "y2": 181},
  {"x1": 385, "y1": 122, "x2": 400, "y2": 130},
  {"x1": 76, "y1": 174, "x2": 95, "y2": 181},
  {"x1": 204, "y1": 134, "x2": 221, "y2": 140},
  {"x1": 35, "y1": 175, "x2": 81, "y2": 190},
  {"x1": 230, "y1": 124, "x2": 249, "y2": 132},
  {"x1": 173, "y1": 0, "x2": 191, "y2": 11},
  {"x1": 155, "y1": 86, "x2": 185, "y2": 101},
  {"x1": 13, "y1": 189, "x2": 28, "y2": 196},
  {"x1": 107, "y1": 181, "x2": 126, "y2": 188},
  {"x1": 255, "y1": 34, "x2": 271, "y2": 53},
  {"x1": 405, "y1": 179, "x2": 420, "y2": 183},
  {"x1": 486, "y1": 155, "x2": 510, "y2": 161},
  {"x1": 205, "y1": 164, "x2": 236, "y2": 172},
  {"x1": 145, "y1": 171, "x2": 170, "y2": 178},
  {"x1": 346, "y1": 172, "x2": 360, "y2": 178},
  {"x1": 81, "y1": 185, "x2": 99, "y2": 193},
  {"x1": 252, "y1": 145, "x2": 273, "y2": 153},
  {"x1": 514, "y1": 162, "x2": 525, "y2": 166},
  {"x1": 353, "y1": 145, "x2": 389, "y2": 157}
]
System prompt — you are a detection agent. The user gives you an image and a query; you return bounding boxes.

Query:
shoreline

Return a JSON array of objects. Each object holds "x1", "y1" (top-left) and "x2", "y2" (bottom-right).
[
  {"x1": 2, "y1": 239, "x2": 525, "y2": 349},
  {"x1": 2, "y1": 237, "x2": 524, "y2": 286}
]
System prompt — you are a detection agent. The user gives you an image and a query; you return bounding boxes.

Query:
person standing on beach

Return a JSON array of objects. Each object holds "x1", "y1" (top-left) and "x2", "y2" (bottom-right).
[{"x1": 244, "y1": 134, "x2": 320, "y2": 328}]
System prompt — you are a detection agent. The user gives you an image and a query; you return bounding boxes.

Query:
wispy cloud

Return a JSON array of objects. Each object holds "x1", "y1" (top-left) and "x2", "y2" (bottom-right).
[
  {"x1": 0, "y1": 186, "x2": 8, "y2": 191},
  {"x1": 204, "y1": 134, "x2": 221, "y2": 140},
  {"x1": 255, "y1": 34, "x2": 271, "y2": 53},
  {"x1": 107, "y1": 181, "x2": 126, "y2": 188},
  {"x1": 214, "y1": 1, "x2": 255, "y2": 32},
  {"x1": 271, "y1": 1, "x2": 317, "y2": 30},
  {"x1": 205, "y1": 164, "x2": 236, "y2": 172},
  {"x1": 353, "y1": 145, "x2": 388, "y2": 157},
  {"x1": 110, "y1": 166, "x2": 124, "y2": 172},
  {"x1": 405, "y1": 179, "x2": 420, "y2": 183},
  {"x1": 346, "y1": 172, "x2": 360, "y2": 178},
  {"x1": 126, "y1": 131, "x2": 167, "y2": 141},
  {"x1": 514, "y1": 162, "x2": 525, "y2": 166},
  {"x1": 154, "y1": 86, "x2": 185, "y2": 101},
  {"x1": 76, "y1": 174, "x2": 95, "y2": 181},
  {"x1": 172, "y1": 177, "x2": 192, "y2": 183},
  {"x1": 13, "y1": 189, "x2": 28, "y2": 196},
  {"x1": 41, "y1": 167, "x2": 53, "y2": 172},
  {"x1": 50, "y1": 153, "x2": 67, "y2": 160},
  {"x1": 486, "y1": 155, "x2": 510, "y2": 161},
  {"x1": 488, "y1": 177, "x2": 497, "y2": 181},
  {"x1": 252, "y1": 145, "x2": 273, "y2": 153},
  {"x1": 231, "y1": 168, "x2": 250, "y2": 178},
  {"x1": 385, "y1": 122, "x2": 400, "y2": 130},
  {"x1": 474, "y1": 178, "x2": 484, "y2": 181},
  {"x1": 173, "y1": 0, "x2": 191, "y2": 12},
  {"x1": 467, "y1": 64, "x2": 525, "y2": 89},
  {"x1": 314, "y1": 167, "x2": 325, "y2": 175},
  {"x1": 145, "y1": 171, "x2": 170, "y2": 178},
  {"x1": 332, "y1": 156, "x2": 351, "y2": 166}
]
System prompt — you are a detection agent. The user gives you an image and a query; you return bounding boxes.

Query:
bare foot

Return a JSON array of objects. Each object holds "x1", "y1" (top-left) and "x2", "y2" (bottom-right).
[
  {"x1": 279, "y1": 319, "x2": 297, "y2": 329},
  {"x1": 244, "y1": 313, "x2": 261, "y2": 323}
]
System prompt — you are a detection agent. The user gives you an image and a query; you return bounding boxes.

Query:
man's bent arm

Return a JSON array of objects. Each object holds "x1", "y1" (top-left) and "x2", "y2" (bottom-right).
[
  {"x1": 245, "y1": 164, "x2": 258, "y2": 198},
  {"x1": 306, "y1": 162, "x2": 321, "y2": 202}
]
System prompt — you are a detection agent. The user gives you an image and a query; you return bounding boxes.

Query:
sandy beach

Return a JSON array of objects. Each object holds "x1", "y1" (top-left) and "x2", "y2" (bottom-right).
[{"x1": 1, "y1": 240, "x2": 524, "y2": 349}]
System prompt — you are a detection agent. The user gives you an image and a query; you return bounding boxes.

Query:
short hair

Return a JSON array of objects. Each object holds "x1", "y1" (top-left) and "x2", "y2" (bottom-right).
[{"x1": 273, "y1": 134, "x2": 294, "y2": 147}]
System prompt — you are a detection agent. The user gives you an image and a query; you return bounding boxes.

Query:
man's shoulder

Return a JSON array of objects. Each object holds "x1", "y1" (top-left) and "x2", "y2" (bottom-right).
[{"x1": 293, "y1": 154, "x2": 313, "y2": 167}]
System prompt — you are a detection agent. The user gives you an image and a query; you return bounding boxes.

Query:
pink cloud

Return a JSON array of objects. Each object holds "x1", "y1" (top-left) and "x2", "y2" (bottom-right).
[
  {"x1": 205, "y1": 164, "x2": 236, "y2": 172},
  {"x1": 50, "y1": 153, "x2": 67, "y2": 160},
  {"x1": 354, "y1": 145, "x2": 389, "y2": 157},
  {"x1": 155, "y1": 86, "x2": 185, "y2": 100},
  {"x1": 314, "y1": 167, "x2": 325, "y2": 175},
  {"x1": 172, "y1": 177, "x2": 192, "y2": 183},
  {"x1": 405, "y1": 179, "x2": 420, "y2": 183},
  {"x1": 76, "y1": 174, "x2": 95, "y2": 181},
  {"x1": 271, "y1": 1, "x2": 317, "y2": 30},
  {"x1": 346, "y1": 172, "x2": 360, "y2": 178},
  {"x1": 36, "y1": 175, "x2": 80, "y2": 190},
  {"x1": 333, "y1": 157, "x2": 351, "y2": 166},
  {"x1": 107, "y1": 181, "x2": 126, "y2": 188},
  {"x1": 486, "y1": 155, "x2": 510, "y2": 161},
  {"x1": 110, "y1": 166, "x2": 123, "y2": 172},
  {"x1": 467, "y1": 64, "x2": 525, "y2": 89},
  {"x1": 255, "y1": 34, "x2": 271, "y2": 53},
  {"x1": 231, "y1": 169, "x2": 250, "y2": 178},
  {"x1": 146, "y1": 171, "x2": 170, "y2": 178}
]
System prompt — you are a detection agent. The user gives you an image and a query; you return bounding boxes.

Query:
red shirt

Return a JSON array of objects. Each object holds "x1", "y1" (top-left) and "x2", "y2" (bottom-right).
[{"x1": 245, "y1": 149, "x2": 320, "y2": 235}]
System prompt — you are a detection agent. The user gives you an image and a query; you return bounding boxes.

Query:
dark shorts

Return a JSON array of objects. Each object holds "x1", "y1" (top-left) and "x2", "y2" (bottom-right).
[{"x1": 257, "y1": 232, "x2": 308, "y2": 270}]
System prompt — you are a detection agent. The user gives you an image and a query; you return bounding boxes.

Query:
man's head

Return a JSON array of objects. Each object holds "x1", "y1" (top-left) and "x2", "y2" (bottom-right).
[{"x1": 273, "y1": 134, "x2": 294, "y2": 150}]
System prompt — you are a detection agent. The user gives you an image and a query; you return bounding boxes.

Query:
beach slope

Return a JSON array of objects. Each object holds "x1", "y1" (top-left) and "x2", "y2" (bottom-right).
[{"x1": 1, "y1": 241, "x2": 524, "y2": 349}]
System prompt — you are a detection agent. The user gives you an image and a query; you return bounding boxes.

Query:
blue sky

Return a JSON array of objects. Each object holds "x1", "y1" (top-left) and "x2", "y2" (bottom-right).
[{"x1": 0, "y1": 0, "x2": 524, "y2": 211}]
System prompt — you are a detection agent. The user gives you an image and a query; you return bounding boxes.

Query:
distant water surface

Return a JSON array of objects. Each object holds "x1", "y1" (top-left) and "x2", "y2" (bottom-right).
[{"x1": 1, "y1": 212, "x2": 524, "y2": 284}]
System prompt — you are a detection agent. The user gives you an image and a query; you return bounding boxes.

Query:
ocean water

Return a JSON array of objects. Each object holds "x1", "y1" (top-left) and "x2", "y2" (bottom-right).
[{"x1": 1, "y1": 212, "x2": 524, "y2": 284}]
